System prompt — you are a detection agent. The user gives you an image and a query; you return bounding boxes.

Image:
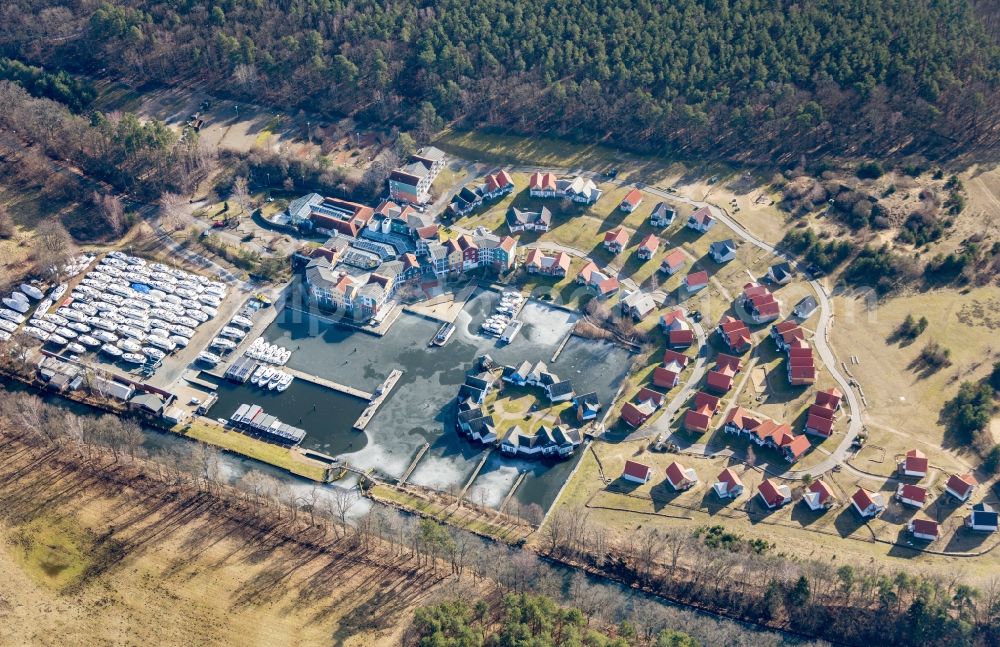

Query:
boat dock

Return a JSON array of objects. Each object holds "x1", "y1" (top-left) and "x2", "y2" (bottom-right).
[
  {"x1": 456, "y1": 449, "x2": 493, "y2": 505},
  {"x1": 397, "y1": 442, "x2": 430, "y2": 485},
  {"x1": 499, "y1": 319, "x2": 523, "y2": 344},
  {"x1": 224, "y1": 355, "x2": 259, "y2": 383},
  {"x1": 430, "y1": 321, "x2": 455, "y2": 347},
  {"x1": 497, "y1": 471, "x2": 527, "y2": 514},
  {"x1": 282, "y1": 366, "x2": 373, "y2": 400},
  {"x1": 550, "y1": 331, "x2": 575, "y2": 362},
  {"x1": 183, "y1": 370, "x2": 219, "y2": 391},
  {"x1": 353, "y1": 369, "x2": 403, "y2": 431}
]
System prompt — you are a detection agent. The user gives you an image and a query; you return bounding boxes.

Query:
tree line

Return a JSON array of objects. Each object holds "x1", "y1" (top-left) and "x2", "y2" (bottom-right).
[{"x1": 0, "y1": 0, "x2": 997, "y2": 162}]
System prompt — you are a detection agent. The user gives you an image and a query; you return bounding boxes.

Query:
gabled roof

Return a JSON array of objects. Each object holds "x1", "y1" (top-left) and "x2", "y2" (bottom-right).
[
  {"x1": 597, "y1": 277, "x2": 620, "y2": 295},
  {"x1": 717, "y1": 468, "x2": 743, "y2": 490},
  {"x1": 653, "y1": 366, "x2": 680, "y2": 388},
  {"x1": 651, "y1": 202, "x2": 675, "y2": 220},
  {"x1": 665, "y1": 461, "x2": 693, "y2": 487},
  {"x1": 808, "y1": 479, "x2": 835, "y2": 505},
  {"x1": 758, "y1": 479, "x2": 789, "y2": 507},
  {"x1": 661, "y1": 248, "x2": 686, "y2": 271},
  {"x1": 621, "y1": 401, "x2": 651, "y2": 427},
  {"x1": 693, "y1": 391, "x2": 720, "y2": 411},
  {"x1": 946, "y1": 473, "x2": 977, "y2": 498},
  {"x1": 638, "y1": 233, "x2": 659, "y2": 253},
  {"x1": 898, "y1": 483, "x2": 928, "y2": 504},
  {"x1": 662, "y1": 349, "x2": 690, "y2": 367},
  {"x1": 529, "y1": 171, "x2": 558, "y2": 191},
  {"x1": 909, "y1": 518, "x2": 938, "y2": 538},
  {"x1": 782, "y1": 434, "x2": 810, "y2": 460},
  {"x1": 689, "y1": 206, "x2": 714, "y2": 225},
  {"x1": 724, "y1": 406, "x2": 763, "y2": 431},
  {"x1": 706, "y1": 370, "x2": 734, "y2": 392},
  {"x1": 604, "y1": 228, "x2": 629, "y2": 246},
  {"x1": 709, "y1": 239, "x2": 736, "y2": 257},
  {"x1": 685, "y1": 270, "x2": 709, "y2": 288},
  {"x1": 635, "y1": 387, "x2": 665, "y2": 407},
  {"x1": 903, "y1": 449, "x2": 929, "y2": 473},
  {"x1": 852, "y1": 488, "x2": 881, "y2": 512},
  {"x1": 621, "y1": 188, "x2": 644, "y2": 207},
  {"x1": 623, "y1": 459, "x2": 651, "y2": 481},
  {"x1": 805, "y1": 412, "x2": 834, "y2": 435},
  {"x1": 815, "y1": 388, "x2": 843, "y2": 410}
]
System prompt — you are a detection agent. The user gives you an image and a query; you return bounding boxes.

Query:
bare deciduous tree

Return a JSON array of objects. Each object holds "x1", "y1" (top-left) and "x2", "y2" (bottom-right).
[
  {"x1": 231, "y1": 176, "x2": 250, "y2": 216},
  {"x1": 32, "y1": 219, "x2": 73, "y2": 277}
]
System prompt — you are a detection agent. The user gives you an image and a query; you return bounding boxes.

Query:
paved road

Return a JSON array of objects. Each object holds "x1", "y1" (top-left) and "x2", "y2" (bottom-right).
[{"x1": 448, "y1": 163, "x2": 863, "y2": 479}]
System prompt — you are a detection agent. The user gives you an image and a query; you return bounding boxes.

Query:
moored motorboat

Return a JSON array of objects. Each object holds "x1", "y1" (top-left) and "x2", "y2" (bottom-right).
[
  {"x1": 121, "y1": 352, "x2": 147, "y2": 364},
  {"x1": 101, "y1": 343, "x2": 123, "y2": 357}
]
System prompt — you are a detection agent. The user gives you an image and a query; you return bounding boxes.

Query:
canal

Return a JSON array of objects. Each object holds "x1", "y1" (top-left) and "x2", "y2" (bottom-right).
[{"x1": 241, "y1": 283, "x2": 633, "y2": 512}]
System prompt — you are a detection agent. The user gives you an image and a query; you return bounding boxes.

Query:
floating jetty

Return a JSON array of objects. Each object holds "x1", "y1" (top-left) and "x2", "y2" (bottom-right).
[
  {"x1": 282, "y1": 366, "x2": 373, "y2": 400},
  {"x1": 229, "y1": 403, "x2": 306, "y2": 445},
  {"x1": 354, "y1": 369, "x2": 403, "y2": 431},
  {"x1": 224, "y1": 355, "x2": 259, "y2": 383},
  {"x1": 398, "y1": 442, "x2": 430, "y2": 485}
]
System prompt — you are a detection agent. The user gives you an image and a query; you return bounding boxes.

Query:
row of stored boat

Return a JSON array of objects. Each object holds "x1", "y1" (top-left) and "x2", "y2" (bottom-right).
[
  {"x1": 249, "y1": 364, "x2": 294, "y2": 391},
  {"x1": 480, "y1": 291, "x2": 525, "y2": 337},
  {"x1": 243, "y1": 337, "x2": 292, "y2": 365}
]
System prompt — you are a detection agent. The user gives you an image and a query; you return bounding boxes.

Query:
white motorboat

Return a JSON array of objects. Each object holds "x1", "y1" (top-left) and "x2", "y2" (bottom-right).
[
  {"x1": 200, "y1": 305, "x2": 218, "y2": 318},
  {"x1": 141, "y1": 347, "x2": 165, "y2": 361},
  {"x1": 0, "y1": 331, "x2": 9, "y2": 341},
  {"x1": 41, "y1": 313, "x2": 68, "y2": 326},
  {"x1": 0, "y1": 309, "x2": 26, "y2": 324},
  {"x1": 57, "y1": 308, "x2": 87, "y2": 323},
  {"x1": 23, "y1": 326, "x2": 50, "y2": 341},
  {"x1": 93, "y1": 330, "x2": 119, "y2": 343},
  {"x1": 47, "y1": 333, "x2": 69, "y2": 346},
  {"x1": 70, "y1": 302, "x2": 98, "y2": 316},
  {"x1": 196, "y1": 351, "x2": 221, "y2": 366},
  {"x1": 219, "y1": 326, "x2": 245, "y2": 340},
  {"x1": 186, "y1": 309, "x2": 209, "y2": 323},
  {"x1": 117, "y1": 339, "x2": 142, "y2": 353},
  {"x1": 121, "y1": 352, "x2": 146, "y2": 364},
  {"x1": 170, "y1": 325, "x2": 195, "y2": 338},
  {"x1": 101, "y1": 343, "x2": 123, "y2": 357},
  {"x1": 278, "y1": 348, "x2": 291, "y2": 365},
  {"x1": 94, "y1": 301, "x2": 117, "y2": 313},
  {"x1": 49, "y1": 283, "x2": 68, "y2": 302},
  {"x1": 250, "y1": 364, "x2": 268, "y2": 385},
  {"x1": 267, "y1": 370, "x2": 283, "y2": 390},
  {"x1": 54, "y1": 326, "x2": 77, "y2": 339},
  {"x1": 3, "y1": 298, "x2": 29, "y2": 313},
  {"x1": 210, "y1": 337, "x2": 236, "y2": 350},
  {"x1": 91, "y1": 318, "x2": 118, "y2": 332},
  {"x1": 256, "y1": 366, "x2": 275, "y2": 385},
  {"x1": 117, "y1": 325, "x2": 145, "y2": 340},
  {"x1": 175, "y1": 316, "x2": 199, "y2": 329},
  {"x1": 230, "y1": 315, "x2": 253, "y2": 329},
  {"x1": 66, "y1": 342, "x2": 86, "y2": 355},
  {"x1": 19, "y1": 284, "x2": 44, "y2": 300},
  {"x1": 168, "y1": 335, "x2": 189, "y2": 348},
  {"x1": 0, "y1": 319, "x2": 17, "y2": 333},
  {"x1": 29, "y1": 319, "x2": 57, "y2": 333},
  {"x1": 35, "y1": 298, "x2": 53, "y2": 314},
  {"x1": 145, "y1": 336, "x2": 176, "y2": 352},
  {"x1": 276, "y1": 372, "x2": 293, "y2": 392},
  {"x1": 68, "y1": 322, "x2": 91, "y2": 333},
  {"x1": 77, "y1": 335, "x2": 100, "y2": 347}
]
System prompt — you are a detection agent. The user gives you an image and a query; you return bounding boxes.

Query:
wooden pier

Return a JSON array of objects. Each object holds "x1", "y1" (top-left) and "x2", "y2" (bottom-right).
[
  {"x1": 397, "y1": 442, "x2": 430, "y2": 485},
  {"x1": 353, "y1": 369, "x2": 403, "y2": 431},
  {"x1": 283, "y1": 366, "x2": 373, "y2": 400},
  {"x1": 184, "y1": 370, "x2": 220, "y2": 391},
  {"x1": 497, "y1": 471, "x2": 526, "y2": 514},
  {"x1": 456, "y1": 449, "x2": 493, "y2": 505},
  {"x1": 550, "y1": 331, "x2": 574, "y2": 362}
]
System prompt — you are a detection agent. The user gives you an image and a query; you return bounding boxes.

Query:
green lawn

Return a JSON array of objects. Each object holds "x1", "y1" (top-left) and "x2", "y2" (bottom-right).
[
  {"x1": 9, "y1": 515, "x2": 95, "y2": 591},
  {"x1": 176, "y1": 419, "x2": 327, "y2": 481}
]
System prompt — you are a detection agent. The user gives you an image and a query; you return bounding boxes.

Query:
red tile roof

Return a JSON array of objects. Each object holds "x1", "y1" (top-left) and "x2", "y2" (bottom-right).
[
  {"x1": 577, "y1": 260, "x2": 600, "y2": 283},
  {"x1": 684, "y1": 409, "x2": 711, "y2": 432},
  {"x1": 852, "y1": 488, "x2": 880, "y2": 512},
  {"x1": 814, "y1": 388, "x2": 843, "y2": 410},
  {"x1": 653, "y1": 366, "x2": 680, "y2": 389},
  {"x1": 661, "y1": 248, "x2": 686, "y2": 271},
  {"x1": 910, "y1": 518, "x2": 938, "y2": 538},
  {"x1": 635, "y1": 387, "x2": 665, "y2": 407},
  {"x1": 693, "y1": 391, "x2": 720, "y2": 411},
  {"x1": 662, "y1": 349, "x2": 690, "y2": 367},
  {"x1": 808, "y1": 479, "x2": 835, "y2": 505},
  {"x1": 782, "y1": 434, "x2": 810, "y2": 460},
  {"x1": 808, "y1": 403, "x2": 836, "y2": 420},
  {"x1": 686, "y1": 270, "x2": 709, "y2": 287},
  {"x1": 706, "y1": 370, "x2": 734, "y2": 392},
  {"x1": 903, "y1": 449, "x2": 929, "y2": 473},
  {"x1": 597, "y1": 277, "x2": 620, "y2": 295},
  {"x1": 690, "y1": 206, "x2": 714, "y2": 225},
  {"x1": 621, "y1": 188, "x2": 644, "y2": 207},
  {"x1": 499, "y1": 236, "x2": 517, "y2": 252},
  {"x1": 621, "y1": 402, "x2": 650, "y2": 427},
  {"x1": 898, "y1": 483, "x2": 928, "y2": 504},
  {"x1": 717, "y1": 468, "x2": 743, "y2": 490},
  {"x1": 670, "y1": 329, "x2": 695, "y2": 346},
  {"x1": 805, "y1": 413, "x2": 834, "y2": 436},
  {"x1": 758, "y1": 479, "x2": 788, "y2": 507},
  {"x1": 724, "y1": 406, "x2": 762, "y2": 431},
  {"x1": 529, "y1": 171, "x2": 557, "y2": 191},
  {"x1": 666, "y1": 461, "x2": 692, "y2": 487},
  {"x1": 638, "y1": 233, "x2": 659, "y2": 253},
  {"x1": 946, "y1": 473, "x2": 977, "y2": 498},
  {"x1": 623, "y1": 459, "x2": 651, "y2": 481},
  {"x1": 604, "y1": 228, "x2": 629, "y2": 246}
]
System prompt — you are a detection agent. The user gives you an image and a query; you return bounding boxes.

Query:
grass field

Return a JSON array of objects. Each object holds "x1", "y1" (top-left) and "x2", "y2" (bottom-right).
[
  {"x1": 547, "y1": 438, "x2": 1000, "y2": 581},
  {"x1": 0, "y1": 445, "x2": 454, "y2": 647},
  {"x1": 178, "y1": 418, "x2": 329, "y2": 481}
]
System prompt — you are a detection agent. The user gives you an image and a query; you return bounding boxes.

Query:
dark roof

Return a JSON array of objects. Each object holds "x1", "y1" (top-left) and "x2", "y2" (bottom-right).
[
  {"x1": 770, "y1": 262, "x2": 793, "y2": 281},
  {"x1": 547, "y1": 380, "x2": 575, "y2": 398},
  {"x1": 972, "y1": 503, "x2": 999, "y2": 527}
]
